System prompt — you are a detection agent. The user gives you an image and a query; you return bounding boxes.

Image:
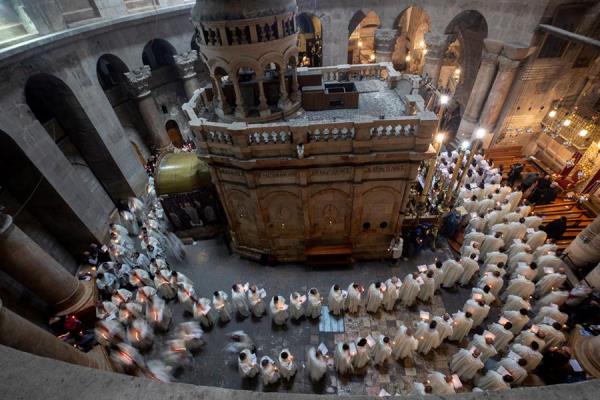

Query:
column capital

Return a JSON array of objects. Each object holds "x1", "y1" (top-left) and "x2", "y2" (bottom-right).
[
  {"x1": 124, "y1": 65, "x2": 152, "y2": 99},
  {"x1": 375, "y1": 28, "x2": 399, "y2": 53},
  {"x1": 174, "y1": 50, "x2": 199, "y2": 80},
  {"x1": 497, "y1": 55, "x2": 521, "y2": 72},
  {"x1": 481, "y1": 49, "x2": 500, "y2": 66},
  {"x1": 424, "y1": 32, "x2": 452, "y2": 59}
]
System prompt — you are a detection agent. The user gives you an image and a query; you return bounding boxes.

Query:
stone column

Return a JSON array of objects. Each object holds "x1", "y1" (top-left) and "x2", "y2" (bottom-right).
[
  {"x1": 174, "y1": 50, "x2": 202, "y2": 101},
  {"x1": 290, "y1": 66, "x2": 300, "y2": 103},
  {"x1": 277, "y1": 69, "x2": 291, "y2": 110},
  {"x1": 0, "y1": 299, "x2": 112, "y2": 370},
  {"x1": 257, "y1": 79, "x2": 270, "y2": 117},
  {"x1": 477, "y1": 55, "x2": 521, "y2": 133},
  {"x1": 0, "y1": 214, "x2": 94, "y2": 316},
  {"x1": 422, "y1": 33, "x2": 450, "y2": 87},
  {"x1": 232, "y1": 77, "x2": 246, "y2": 118},
  {"x1": 564, "y1": 215, "x2": 600, "y2": 268},
  {"x1": 374, "y1": 29, "x2": 399, "y2": 63},
  {"x1": 456, "y1": 42, "x2": 502, "y2": 141},
  {"x1": 211, "y1": 75, "x2": 232, "y2": 116},
  {"x1": 124, "y1": 66, "x2": 171, "y2": 150}
]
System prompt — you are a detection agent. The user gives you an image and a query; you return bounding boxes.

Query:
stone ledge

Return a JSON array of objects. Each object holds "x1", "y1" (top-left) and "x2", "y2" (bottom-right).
[{"x1": 1, "y1": 344, "x2": 599, "y2": 400}]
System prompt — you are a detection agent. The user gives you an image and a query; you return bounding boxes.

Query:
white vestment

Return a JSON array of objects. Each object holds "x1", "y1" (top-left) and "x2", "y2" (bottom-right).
[
  {"x1": 259, "y1": 356, "x2": 280, "y2": 385},
  {"x1": 479, "y1": 236, "x2": 504, "y2": 261},
  {"x1": 248, "y1": 289, "x2": 266, "y2": 318},
  {"x1": 231, "y1": 286, "x2": 250, "y2": 317},
  {"x1": 306, "y1": 290, "x2": 322, "y2": 318},
  {"x1": 497, "y1": 358, "x2": 527, "y2": 385},
  {"x1": 400, "y1": 275, "x2": 420, "y2": 307},
  {"x1": 459, "y1": 257, "x2": 480, "y2": 285},
  {"x1": 278, "y1": 350, "x2": 297, "y2": 379},
  {"x1": 433, "y1": 316, "x2": 453, "y2": 343},
  {"x1": 353, "y1": 340, "x2": 371, "y2": 369},
  {"x1": 450, "y1": 348, "x2": 484, "y2": 380},
  {"x1": 485, "y1": 251, "x2": 508, "y2": 266},
  {"x1": 472, "y1": 287, "x2": 495, "y2": 305},
  {"x1": 334, "y1": 343, "x2": 354, "y2": 375},
  {"x1": 382, "y1": 279, "x2": 400, "y2": 311},
  {"x1": 488, "y1": 322, "x2": 514, "y2": 352},
  {"x1": 502, "y1": 310, "x2": 529, "y2": 334},
  {"x1": 507, "y1": 191, "x2": 523, "y2": 211},
  {"x1": 327, "y1": 286, "x2": 345, "y2": 316},
  {"x1": 502, "y1": 295, "x2": 530, "y2": 313},
  {"x1": 269, "y1": 296, "x2": 289, "y2": 325},
  {"x1": 372, "y1": 336, "x2": 392, "y2": 366},
  {"x1": 510, "y1": 343, "x2": 543, "y2": 371},
  {"x1": 289, "y1": 293, "x2": 305, "y2": 320},
  {"x1": 505, "y1": 276, "x2": 535, "y2": 299},
  {"x1": 418, "y1": 275, "x2": 435, "y2": 302},
  {"x1": 441, "y1": 260, "x2": 464, "y2": 287},
  {"x1": 464, "y1": 299, "x2": 490, "y2": 327},
  {"x1": 469, "y1": 334, "x2": 497, "y2": 362},
  {"x1": 392, "y1": 325, "x2": 418, "y2": 360},
  {"x1": 238, "y1": 349, "x2": 259, "y2": 378},
  {"x1": 449, "y1": 311, "x2": 473, "y2": 342},
  {"x1": 307, "y1": 347, "x2": 327, "y2": 382},
  {"x1": 428, "y1": 371, "x2": 455, "y2": 395},
  {"x1": 415, "y1": 321, "x2": 440, "y2": 354},
  {"x1": 346, "y1": 284, "x2": 362, "y2": 313},
  {"x1": 475, "y1": 370, "x2": 510, "y2": 391},
  {"x1": 538, "y1": 324, "x2": 566, "y2": 348},
  {"x1": 535, "y1": 273, "x2": 566, "y2": 296},
  {"x1": 532, "y1": 305, "x2": 567, "y2": 325},
  {"x1": 524, "y1": 216, "x2": 543, "y2": 229},
  {"x1": 478, "y1": 273, "x2": 504, "y2": 297},
  {"x1": 366, "y1": 283, "x2": 384, "y2": 313},
  {"x1": 213, "y1": 291, "x2": 232, "y2": 322}
]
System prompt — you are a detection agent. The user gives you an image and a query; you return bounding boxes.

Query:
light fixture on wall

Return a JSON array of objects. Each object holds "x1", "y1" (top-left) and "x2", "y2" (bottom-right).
[
  {"x1": 563, "y1": 119, "x2": 572, "y2": 127},
  {"x1": 405, "y1": 55, "x2": 411, "y2": 62},
  {"x1": 369, "y1": 53, "x2": 375, "y2": 62},
  {"x1": 358, "y1": 40, "x2": 363, "y2": 48},
  {"x1": 440, "y1": 94, "x2": 450, "y2": 105},
  {"x1": 578, "y1": 129, "x2": 589, "y2": 137},
  {"x1": 419, "y1": 40, "x2": 426, "y2": 48},
  {"x1": 548, "y1": 109, "x2": 557, "y2": 118},
  {"x1": 475, "y1": 128, "x2": 487, "y2": 139},
  {"x1": 435, "y1": 132, "x2": 446, "y2": 143}
]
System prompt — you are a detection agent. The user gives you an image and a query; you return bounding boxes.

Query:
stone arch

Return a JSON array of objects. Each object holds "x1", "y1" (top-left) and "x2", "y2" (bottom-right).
[
  {"x1": 165, "y1": 120, "x2": 184, "y2": 148},
  {"x1": 309, "y1": 188, "x2": 352, "y2": 244},
  {"x1": 347, "y1": 10, "x2": 381, "y2": 64},
  {"x1": 260, "y1": 190, "x2": 304, "y2": 236},
  {"x1": 142, "y1": 38, "x2": 178, "y2": 70},
  {"x1": 24, "y1": 73, "x2": 130, "y2": 205},
  {"x1": 391, "y1": 6, "x2": 431, "y2": 72},
  {"x1": 296, "y1": 12, "x2": 323, "y2": 67},
  {"x1": 96, "y1": 54, "x2": 129, "y2": 91},
  {"x1": 443, "y1": 10, "x2": 488, "y2": 107},
  {"x1": 360, "y1": 186, "x2": 400, "y2": 234}
]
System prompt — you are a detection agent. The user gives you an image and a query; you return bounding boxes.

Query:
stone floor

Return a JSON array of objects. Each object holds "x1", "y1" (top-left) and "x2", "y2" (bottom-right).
[{"x1": 145, "y1": 237, "x2": 522, "y2": 394}]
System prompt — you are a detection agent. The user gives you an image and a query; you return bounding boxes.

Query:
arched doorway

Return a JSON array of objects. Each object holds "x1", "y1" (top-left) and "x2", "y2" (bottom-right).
[
  {"x1": 142, "y1": 38, "x2": 177, "y2": 70},
  {"x1": 96, "y1": 53, "x2": 129, "y2": 90},
  {"x1": 443, "y1": 11, "x2": 487, "y2": 106},
  {"x1": 348, "y1": 10, "x2": 381, "y2": 64},
  {"x1": 393, "y1": 6, "x2": 430, "y2": 73},
  {"x1": 165, "y1": 120, "x2": 184, "y2": 148},
  {"x1": 25, "y1": 73, "x2": 128, "y2": 205},
  {"x1": 296, "y1": 13, "x2": 322, "y2": 67}
]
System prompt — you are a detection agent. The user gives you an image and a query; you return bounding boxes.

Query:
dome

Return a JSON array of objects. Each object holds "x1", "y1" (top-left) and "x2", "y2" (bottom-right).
[{"x1": 192, "y1": 0, "x2": 297, "y2": 23}]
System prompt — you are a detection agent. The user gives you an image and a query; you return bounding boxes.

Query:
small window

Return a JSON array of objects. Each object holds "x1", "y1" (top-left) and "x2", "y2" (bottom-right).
[
  {"x1": 161, "y1": 104, "x2": 168, "y2": 114},
  {"x1": 380, "y1": 221, "x2": 388, "y2": 229},
  {"x1": 362, "y1": 222, "x2": 371, "y2": 230}
]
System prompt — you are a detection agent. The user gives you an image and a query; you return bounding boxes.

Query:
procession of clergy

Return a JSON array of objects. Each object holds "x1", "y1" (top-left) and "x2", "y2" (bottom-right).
[{"x1": 92, "y1": 150, "x2": 572, "y2": 394}]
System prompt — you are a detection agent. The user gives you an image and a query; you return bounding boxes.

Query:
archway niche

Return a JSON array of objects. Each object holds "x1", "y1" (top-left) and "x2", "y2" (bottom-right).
[
  {"x1": 25, "y1": 73, "x2": 129, "y2": 205},
  {"x1": 96, "y1": 53, "x2": 129, "y2": 91},
  {"x1": 262, "y1": 62, "x2": 284, "y2": 108},
  {"x1": 296, "y1": 13, "x2": 322, "y2": 67},
  {"x1": 165, "y1": 120, "x2": 184, "y2": 148},
  {"x1": 347, "y1": 10, "x2": 380, "y2": 64},
  {"x1": 237, "y1": 66, "x2": 260, "y2": 115},
  {"x1": 443, "y1": 10, "x2": 488, "y2": 107},
  {"x1": 142, "y1": 38, "x2": 177, "y2": 70},
  {"x1": 392, "y1": 6, "x2": 430, "y2": 73}
]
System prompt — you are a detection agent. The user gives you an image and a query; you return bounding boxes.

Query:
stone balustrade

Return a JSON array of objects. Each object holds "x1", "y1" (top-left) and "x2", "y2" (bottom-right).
[{"x1": 297, "y1": 61, "x2": 403, "y2": 89}]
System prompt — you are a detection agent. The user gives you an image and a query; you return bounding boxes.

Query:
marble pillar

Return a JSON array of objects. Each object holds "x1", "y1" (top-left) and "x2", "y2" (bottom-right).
[
  {"x1": 456, "y1": 48, "x2": 500, "y2": 141},
  {"x1": 174, "y1": 50, "x2": 202, "y2": 101},
  {"x1": 290, "y1": 67, "x2": 300, "y2": 103},
  {"x1": 257, "y1": 80, "x2": 270, "y2": 117},
  {"x1": 0, "y1": 299, "x2": 112, "y2": 370},
  {"x1": 565, "y1": 215, "x2": 600, "y2": 267},
  {"x1": 0, "y1": 214, "x2": 94, "y2": 316},
  {"x1": 124, "y1": 66, "x2": 171, "y2": 150},
  {"x1": 477, "y1": 55, "x2": 521, "y2": 133},
  {"x1": 374, "y1": 29, "x2": 398, "y2": 63},
  {"x1": 277, "y1": 70, "x2": 291, "y2": 110},
  {"x1": 422, "y1": 33, "x2": 450, "y2": 87},
  {"x1": 232, "y1": 77, "x2": 247, "y2": 118}
]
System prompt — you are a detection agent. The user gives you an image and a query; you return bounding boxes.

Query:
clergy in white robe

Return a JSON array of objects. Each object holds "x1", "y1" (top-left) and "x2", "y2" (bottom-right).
[
  {"x1": 519, "y1": 204, "x2": 532, "y2": 218},
  {"x1": 366, "y1": 282, "x2": 385, "y2": 313},
  {"x1": 306, "y1": 288, "x2": 322, "y2": 319},
  {"x1": 538, "y1": 323, "x2": 567, "y2": 348},
  {"x1": 484, "y1": 209, "x2": 502, "y2": 232},
  {"x1": 478, "y1": 271, "x2": 504, "y2": 297},
  {"x1": 533, "y1": 243, "x2": 557, "y2": 259},
  {"x1": 231, "y1": 284, "x2": 250, "y2": 317},
  {"x1": 307, "y1": 347, "x2": 327, "y2": 382},
  {"x1": 415, "y1": 320, "x2": 440, "y2": 354},
  {"x1": 511, "y1": 342, "x2": 543, "y2": 371},
  {"x1": 502, "y1": 309, "x2": 530, "y2": 334},
  {"x1": 490, "y1": 220, "x2": 510, "y2": 239},
  {"x1": 505, "y1": 276, "x2": 535, "y2": 299},
  {"x1": 238, "y1": 349, "x2": 259, "y2": 378},
  {"x1": 502, "y1": 294, "x2": 531, "y2": 313},
  {"x1": 400, "y1": 273, "x2": 420, "y2": 307},
  {"x1": 508, "y1": 242, "x2": 531, "y2": 260},
  {"x1": 507, "y1": 191, "x2": 523, "y2": 211},
  {"x1": 535, "y1": 290, "x2": 569, "y2": 311},
  {"x1": 334, "y1": 343, "x2": 354, "y2": 375},
  {"x1": 118, "y1": 303, "x2": 140, "y2": 327},
  {"x1": 96, "y1": 272, "x2": 119, "y2": 294},
  {"x1": 96, "y1": 300, "x2": 118, "y2": 321},
  {"x1": 478, "y1": 196, "x2": 495, "y2": 215},
  {"x1": 418, "y1": 270, "x2": 435, "y2": 303},
  {"x1": 433, "y1": 314, "x2": 454, "y2": 343},
  {"x1": 505, "y1": 211, "x2": 522, "y2": 223},
  {"x1": 213, "y1": 290, "x2": 232, "y2": 322},
  {"x1": 532, "y1": 304, "x2": 567, "y2": 325},
  {"x1": 488, "y1": 321, "x2": 514, "y2": 352},
  {"x1": 479, "y1": 233, "x2": 504, "y2": 261},
  {"x1": 383, "y1": 278, "x2": 400, "y2": 311},
  {"x1": 392, "y1": 326, "x2": 418, "y2": 360},
  {"x1": 154, "y1": 269, "x2": 176, "y2": 300},
  {"x1": 475, "y1": 370, "x2": 512, "y2": 391},
  {"x1": 260, "y1": 356, "x2": 280, "y2": 386},
  {"x1": 536, "y1": 254, "x2": 563, "y2": 279},
  {"x1": 289, "y1": 292, "x2": 305, "y2": 320},
  {"x1": 248, "y1": 285, "x2": 266, "y2": 318},
  {"x1": 127, "y1": 318, "x2": 154, "y2": 351},
  {"x1": 524, "y1": 215, "x2": 543, "y2": 229},
  {"x1": 111, "y1": 288, "x2": 133, "y2": 307},
  {"x1": 112, "y1": 342, "x2": 145, "y2": 374},
  {"x1": 459, "y1": 253, "x2": 480, "y2": 286},
  {"x1": 508, "y1": 253, "x2": 534, "y2": 274},
  {"x1": 353, "y1": 338, "x2": 371, "y2": 369},
  {"x1": 430, "y1": 262, "x2": 445, "y2": 291},
  {"x1": 526, "y1": 230, "x2": 547, "y2": 251},
  {"x1": 463, "y1": 231, "x2": 486, "y2": 249},
  {"x1": 278, "y1": 349, "x2": 297, "y2": 380},
  {"x1": 192, "y1": 297, "x2": 216, "y2": 329},
  {"x1": 427, "y1": 372, "x2": 455, "y2": 395},
  {"x1": 269, "y1": 295, "x2": 289, "y2": 325},
  {"x1": 483, "y1": 262, "x2": 507, "y2": 279},
  {"x1": 515, "y1": 329, "x2": 546, "y2": 350},
  {"x1": 505, "y1": 220, "x2": 527, "y2": 244},
  {"x1": 497, "y1": 357, "x2": 528, "y2": 385},
  {"x1": 129, "y1": 268, "x2": 153, "y2": 288},
  {"x1": 95, "y1": 319, "x2": 125, "y2": 347},
  {"x1": 485, "y1": 251, "x2": 508, "y2": 267},
  {"x1": 449, "y1": 311, "x2": 473, "y2": 342},
  {"x1": 346, "y1": 283, "x2": 363, "y2": 313},
  {"x1": 441, "y1": 259, "x2": 464, "y2": 288},
  {"x1": 373, "y1": 335, "x2": 393, "y2": 366},
  {"x1": 469, "y1": 333, "x2": 497, "y2": 362},
  {"x1": 464, "y1": 299, "x2": 490, "y2": 327},
  {"x1": 147, "y1": 296, "x2": 172, "y2": 332},
  {"x1": 467, "y1": 214, "x2": 486, "y2": 232},
  {"x1": 450, "y1": 348, "x2": 484, "y2": 381},
  {"x1": 472, "y1": 286, "x2": 496, "y2": 305},
  {"x1": 410, "y1": 382, "x2": 432, "y2": 396},
  {"x1": 535, "y1": 271, "x2": 566, "y2": 296},
  {"x1": 327, "y1": 284, "x2": 345, "y2": 316}
]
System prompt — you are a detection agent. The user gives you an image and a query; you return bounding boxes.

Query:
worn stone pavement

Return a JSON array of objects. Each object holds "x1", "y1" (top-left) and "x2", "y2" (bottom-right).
[{"x1": 145, "y1": 237, "x2": 521, "y2": 395}]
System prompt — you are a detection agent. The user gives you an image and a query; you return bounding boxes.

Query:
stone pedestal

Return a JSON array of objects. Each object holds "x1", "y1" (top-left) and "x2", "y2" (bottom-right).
[
  {"x1": 374, "y1": 29, "x2": 398, "y2": 63},
  {"x1": 456, "y1": 48, "x2": 500, "y2": 141},
  {"x1": 0, "y1": 215, "x2": 94, "y2": 316},
  {"x1": 478, "y1": 55, "x2": 521, "y2": 133},
  {"x1": 124, "y1": 66, "x2": 171, "y2": 151},
  {"x1": 174, "y1": 50, "x2": 202, "y2": 101},
  {"x1": 565, "y1": 215, "x2": 600, "y2": 267},
  {"x1": 422, "y1": 33, "x2": 450, "y2": 87},
  {"x1": 0, "y1": 299, "x2": 112, "y2": 370}
]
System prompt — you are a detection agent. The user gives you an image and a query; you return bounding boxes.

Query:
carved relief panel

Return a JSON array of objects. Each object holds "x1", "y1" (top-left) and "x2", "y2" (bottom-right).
[
  {"x1": 308, "y1": 188, "x2": 351, "y2": 244},
  {"x1": 224, "y1": 187, "x2": 258, "y2": 247}
]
